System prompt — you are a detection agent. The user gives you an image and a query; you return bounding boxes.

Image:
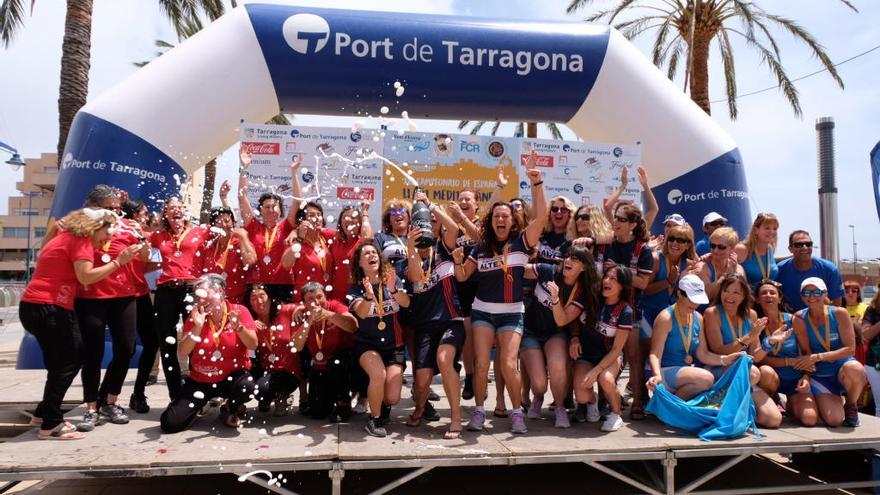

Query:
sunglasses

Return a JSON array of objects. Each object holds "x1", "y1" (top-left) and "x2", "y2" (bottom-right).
[
  {"x1": 550, "y1": 206, "x2": 570, "y2": 214},
  {"x1": 575, "y1": 214, "x2": 590, "y2": 221},
  {"x1": 511, "y1": 203, "x2": 523, "y2": 210},
  {"x1": 667, "y1": 236, "x2": 691, "y2": 245},
  {"x1": 845, "y1": 287, "x2": 860, "y2": 293},
  {"x1": 801, "y1": 289, "x2": 826, "y2": 297},
  {"x1": 614, "y1": 215, "x2": 631, "y2": 223},
  {"x1": 707, "y1": 220, "x2": 725, "y2": 227},
  {"x1": 710, "y1": 243, "x2": 729, "y2": 250},
  {"x1": 792, "y1": 241, "x2": 813, "y2": 249},
  {"x1": 388, "y1": 208, "x2": 408, "y2": 217}
]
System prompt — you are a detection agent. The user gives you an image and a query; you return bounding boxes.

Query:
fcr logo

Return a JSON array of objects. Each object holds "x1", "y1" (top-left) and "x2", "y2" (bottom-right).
[
  {"x1": 283, "y1": 14, "x2": 330, "y2": 55},
  {"x1": 350, "y1": 131, "x2": 362, "y2": 142},
  {"x1": 573, "y1": 183, "x2": 584, "y2": 194},
  {"x1": 612, "y1": 147, "x2": 623, "y2": 157},
  {"x1": 302, "y1": 170, "x2": 315, "y2": 184},
  {"x1": 519, "y1": 180, "x2": 529, "y2": 190},
  {"x1": 667, "y1": 189, "x2": 683, "y2": 205}
]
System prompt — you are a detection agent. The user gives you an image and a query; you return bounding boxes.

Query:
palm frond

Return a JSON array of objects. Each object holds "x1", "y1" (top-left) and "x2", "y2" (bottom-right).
[
  {"x1": 566, "y1": 0, "x2": 600, "y2": 14},
  {"x1": 754, "y1": 11, "x2": 845, "y2": 89},
  {"x1": 737, "y1": 29, "x2": 802, "y2": 117},
  {"x1": 666, "y1": 36, "x2": 684, "y2": 79},
  {"x1": 650, "y1": 16, "x2": 674, "y2": 65},
  {"x1": 717, "y1": 28, "x2": 738, "y2": 120},
  {"x1": 457, "y1": 120, "x2": 470, "y2": 131},
  {"x1": 547, "y1": 123, "x2": 565, "y2": 140},
  {"x1": 491, "y1": 121, "x2": 502, "y2": 136},
  {"x1": 266, "y1": 114, "x2": 291, "y2": 126},
  {"x1": 0, "y1": 0, "x2": 31, "y2": 48},
  {"x1": 470, "y1": 122, "x2": 487, "y2": 135},
  {"x1": 837, "y1": 0, "x2": 858, "y2": 12}
]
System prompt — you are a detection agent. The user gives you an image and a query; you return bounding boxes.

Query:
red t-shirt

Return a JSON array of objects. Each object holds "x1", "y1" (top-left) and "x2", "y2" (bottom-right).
[
  {"x1": 78, "y1": 219, "x2": 143, "y2": 299},
  {"x1": 305, "y1": 299, "x2": 354, "y2": 371},
  {"x1": 329, "y1": 233, "x2": 362, "y2": 303},
  {"x1": 185, "y1": 302, "x2": 255, "y2": 383},
  {"x1": 195, "y1": 235, "x2": 249, "y2": 303},
  {"x1": 23, "y1": 230, "x2": 95, "y2": 310},
  {"x1": 291, "y1": 228, "x2": 336, "y2": 299},
  {"x1": 245, "y1": 218, "x2": 294, "y2": 285},
  {"x1": 150, "y1": 225, "x2": 210, "y2": 285},
  {"x1": 255, "y1": 304, "x2": 304, "y2": 376},
  {"x1": 128, "y1": 257, "x2": 150, "y2": 297}
]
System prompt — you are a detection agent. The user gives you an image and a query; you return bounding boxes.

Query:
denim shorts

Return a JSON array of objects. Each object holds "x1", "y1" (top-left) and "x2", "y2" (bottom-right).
[
  {"x1": 470, "y1": 309, "x2": 524, "y2": 335},
  {"x1": 660, "y1": 366, "x2": 685, "y2": 390},
  {"x1": 520, "y1": 332, "x2": 566, "y2": 352}
]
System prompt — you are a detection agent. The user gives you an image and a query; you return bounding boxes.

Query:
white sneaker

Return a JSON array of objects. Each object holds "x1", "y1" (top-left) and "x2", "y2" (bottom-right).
[
  {"x1": 527, "y1": 396, "x2": 544, "y2": 419},
  {"x1": 601, "y1": 412, "x2": 624, "y2": 432},
  {"x1": 586, "y1": 403, "x2": 601, "y2": 423},
  {"x1": 352, "y1": 398, "x2": 367, "y2": 415},
  {"x1": 554, "y1": 407, "x2": 571, "y2": 429}
]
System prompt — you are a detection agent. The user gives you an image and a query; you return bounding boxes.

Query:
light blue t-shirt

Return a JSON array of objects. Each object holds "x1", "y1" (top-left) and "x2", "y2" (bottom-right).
[{"x1": 776, "y1": 257, "x2": 843, "y2": 311}]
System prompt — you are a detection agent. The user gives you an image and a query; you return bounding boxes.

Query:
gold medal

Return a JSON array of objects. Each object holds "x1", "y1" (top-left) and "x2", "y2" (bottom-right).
[
  {"x1": 101, "y1": 253, "x2": 112, "y2": 264},
  {"x1": 174, "y1": 250, "x2": 182, "y2": 258},
  {"x1": 314, "y1": 351, "x2": 324, "y2": 361},
  {"x1": 268, "y1": 353, "x2": 277, "y2": 363},
  {"x1": 684, "y1": 355, "x2": 693, "y2": 365},
  {"x1": 211, "y1": 350, "x2": 222, "y2": 361},
  {"x1": 263, "y1": 255, "x2": 272, "y2": 265},
  {"x1": 377, "y1": 321, "x2": 387, "y2": 330}
]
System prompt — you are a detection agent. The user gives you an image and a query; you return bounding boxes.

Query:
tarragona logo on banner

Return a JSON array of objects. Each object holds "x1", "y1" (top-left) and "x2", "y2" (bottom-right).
[{"x1": 239, "y1": 124, "x2": 642, "y2": 220}]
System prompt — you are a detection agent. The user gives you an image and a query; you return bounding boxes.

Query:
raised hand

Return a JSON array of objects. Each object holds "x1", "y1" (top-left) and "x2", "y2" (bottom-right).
[
  {"x1": 619, "y1": 166, "x2": 629, "y2": 189},
  {"x1": 385, "y1": 270, "x2": 398, "y2": 293},
  {"x1": 413, "y1": 190, "x2": 428, "y2": 203},
  {"x1": 406, "y1": 225, "x2": 421, "y2": 250},
  {"x1": 117, "y1": 244, "x2": 141, "y2": 265},
  {"x1": 637, "y1": 166, "x2": 649, "y2": 190},
  {"x1": 219, "y1": 180, "x2": 231, "y2": 200},
  {"x1": 239, "y1": 148, "x2": 252, "y2": 169},
  {"x1": 290, "y1": 153, "x2": 302, "y2": 171},
  {"x1": 546, "y1": 281, "x2": 560, "y2": 302},
  {"x1": 191, "y1": 304, "x2": 207, "y2": 330},
  {"x1": 522, "y1": 149, "x2": 539, "y2": 171},
  {"x1": 767, "y1": 325, "x2": 792, "y2": 345},
  {"x1": 452, "y1": 246, "x2": 465, "y2": 265},
  {"x1": 496, "y1": 162, "x2": 508, "y2": 187},
  {"x1": 361, "y1": 277, "x2": 375, "y2": 300},
  {"x1": 447, "y1": 202, "x2": 464, "y2": 221}
]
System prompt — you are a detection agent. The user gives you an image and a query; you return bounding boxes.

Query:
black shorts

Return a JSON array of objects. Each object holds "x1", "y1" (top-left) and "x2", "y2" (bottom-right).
[
  {"x1": 354, "y1": 342, "x2": 406, "y2": 368},
  {"x1": 414, "y1": 320, "x2": 465, "y2": 371},
  {"x1": 455, "y1": 280, "x2": 478, "y2": 317}
]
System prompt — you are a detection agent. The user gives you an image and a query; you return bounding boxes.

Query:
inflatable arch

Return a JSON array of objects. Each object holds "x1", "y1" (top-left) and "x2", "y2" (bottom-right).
[{"x1": 52, "y1": 3, "x2": 750, "y2": 234}]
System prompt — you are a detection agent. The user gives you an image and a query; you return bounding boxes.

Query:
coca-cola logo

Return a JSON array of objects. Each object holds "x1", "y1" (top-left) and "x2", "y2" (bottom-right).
[
  {"x1": 241, "y1": 142, "x2": 280, "y2": 155},
  {"x1": 337, "y1": 187, "x2": 375, "y2": 200},
  {"x1": 521, "y1": 154, "x2": 554, "y2": 167}
]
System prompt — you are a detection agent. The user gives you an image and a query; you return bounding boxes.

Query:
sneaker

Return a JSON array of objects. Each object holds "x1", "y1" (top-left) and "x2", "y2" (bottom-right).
[
  {"x1": 586, "y1": 403, "x2": 601, "y2": 423},
  {"x1": 365, "y1": 417, "x2": 387, "y2": 437},
  {"x1": 129, "y1": 394, "x2": 150, "y2": 414},
  {"x1": 146, "y1": 375, "x2": 158, "y2": 386},
  {"x1": 601, "y1": 412, "x2": 624, "y2": 432},
  {"x1": 380, "y1": 403, "x2": 392, "y2": 421},
  {"x1": 554, "y1": 407, "x2": 571, "y2": 429},
  {"x1": 427, "y1": 388, "x2": 441, "y2": 402},
  {"x1": 527, "y1": 396, "x2": 544, "y2": 419},
  {"x1": 564, "y1": 396, "x2": 575, "y2": 411},
  {"x1": 462, "y1": 375, "x2": 474, "y2": 400},
  {"x1": 466, "y1": 409, "x2": 486, "y2": 431},
  {"x1": 352, "y1": 398, "x2": 368, "y2": 415},
  {"x1": 511, "y1": 409, "x2": 528, "y2": 434},
  {"x1": 258, "y1": 400, "x2": 271, "y2": 413},
  {"x1": 423, "y1": 401, "x2": 441, "y2": 422},
  {"x1": 272, "y1": 399, "x2": 289, "y2": 417},
  {"x1": 573, "y1": 404, "x2": 589, "y2": 423},
  {"x1": 844, "y1": 403, "x2": 860, "y2": 427},
  {"x1": 99, "y1": 404, "x2": 130, "y2": 425},
  {"x1": 77, "y1": 410, "x2": 99, "y2": 432}
]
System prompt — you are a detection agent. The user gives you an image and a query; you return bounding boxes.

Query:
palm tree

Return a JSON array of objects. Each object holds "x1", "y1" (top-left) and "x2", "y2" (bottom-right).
[
  {"x1": 0, "y1": 0, "x2": 230, "y2": 166},
  {"x1": 457, "y1": 120, "x2": 565, "y2": 139},
  {"x1": 566, "y1": 0, "x2": 857, "y2": 119}
]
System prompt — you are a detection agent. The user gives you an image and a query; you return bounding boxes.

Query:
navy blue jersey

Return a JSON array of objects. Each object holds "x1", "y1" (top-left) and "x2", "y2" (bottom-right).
[
  {"x1": 347, "y1": 278, "x2": 405, "y2": 350},
  {"x1": 535, "y1": 231, "x2": 568, "y2": 265},
  {"x1": 373, "y1": 232, "x2": 409, "y2": 278},
  {"x1": 524, "y1": 263, "x2": 583, "y2": 339},
  {"x1": 599, "y1": 239, "x2": 652, "y2": 315},
  {"x1": 580, "y1": 302, "x2": 633, "y2": 361},
  {"x1": 469, "y1": 233, "x2": 532, "y2": 313},
  {"x1": 405, "y1": 241, "x2": 462, "y2": 325}
]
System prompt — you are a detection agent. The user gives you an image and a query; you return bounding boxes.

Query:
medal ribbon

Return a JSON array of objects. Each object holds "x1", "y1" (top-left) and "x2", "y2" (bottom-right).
[
  {"x1": 315, "y1": 319, "x2": 326, "y2": 352},
  {"x1": 173, "y1": 226, "x2": 192, "y2": 253},
  {"x1": 755, "y1": 248, "x2": 771, "y2": 280},
  {"x1": 264, "y1": 223, "x2": 280, "y2": 254},
  {"x1": 393, "y1": 235, "x2": 409, "y2": 257},
  {"x1": 314, "y1": 235, "x2": 328, "y2": 274},
  {"x1": 376, "y1": 283, "x2": 385, "y2": 326},
  {"x1": 673, "y1": 303, "x2": 695, "y2": 357},
  {"x1": 764, "y1": 314, "x2": 784, "y2": 355},
  {"x1": 207, "y1": 303, "x2": 229, "y2": 351},
  {"x1": 214, "y1": 237, "x2": 232, "y2": 271},
  {"x1": 421, "y1": 247, "x2": 434, "y2": 285},
  {"x1": 805, "y1": 306, "x2": 832, "y2": 352},
  {"x1": 495, "y1": 243, "x2": 512, "y2": 281},
  {"x1": 564, "y1": 281, "x2": 581, "y2": 308},
  {"x1": 723, "y1": 309, "x2": 744, "y2": 341}
]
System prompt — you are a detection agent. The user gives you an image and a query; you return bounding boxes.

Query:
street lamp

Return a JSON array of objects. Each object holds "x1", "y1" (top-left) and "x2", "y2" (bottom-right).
[
  {"x1": 0, "y1": 141, "x2": 25, "y2": 169},
  {"x1": 1, "y1": 143, "x2": 36, "y2": 282},
  {"x1": 848, "y1": 224, "x2": 857, "y2": 274}
]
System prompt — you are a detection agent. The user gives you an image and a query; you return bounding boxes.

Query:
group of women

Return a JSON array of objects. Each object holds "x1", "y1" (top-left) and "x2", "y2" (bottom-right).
[{"x1": 20, "y1": 149, "x2": 870, "y2": 441}]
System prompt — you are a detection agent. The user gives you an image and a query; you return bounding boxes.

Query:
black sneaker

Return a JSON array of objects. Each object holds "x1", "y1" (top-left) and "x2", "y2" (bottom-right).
[
  {"x1": 844, "y1": 403, "x2": 860, "y2": 427},
  {"x1": 77, "y1": 410, "x2": 100, "y2": 432},
  {"x1": 365, "y1": 417, "x2": 387, "y2": 437},
  {"x1": 380, "y1": 403, "x2": 392, "y2": 421},
  {"x1": 329, "y1": 406, "x2": 343, "y2": 423},
  {"x1": 423, "y1": 401, "x2": 441, "y2": 422},
  {"x1": 462, "y1": 375, "x2": 474, "y2": 400},
  {"x1": 258, "y1": 399, "x2": 271, "y2": 413},
  {"x1": 99, "y1": 404, "x2": 130, "y2": 425},
  {"x1": 564, "y1": 395, "x2": 576, "y2": 411},
  {"x1": 427, "y1": 388, "x2": 441, "y2": 402},
  {"x1": 573, "y1": 404, "x2": 589, "y2": 423},
  {"x1": 146, "y1": 375, "x2": 158, "y2": 386},
  {"x1": 129, "y1": 394, "x2": 150, "y2": 414}
]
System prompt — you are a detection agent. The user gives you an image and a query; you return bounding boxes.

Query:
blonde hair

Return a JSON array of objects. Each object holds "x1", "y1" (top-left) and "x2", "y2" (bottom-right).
[
  {"x1": 744, "y1": 212, "x2": 779, "y2": 254},
  {"x1": 662, "y1": 224, "x2": 698, "y2": 261},
  {"x1": 60, "y1": 208, "x2": 117, "y2": 237},
  {"x1": 710, "y1": 226, "x2": 739, "y2": 247},
  {"x1": 544, "y1": 195, "x2": 577, "y2": 240}
]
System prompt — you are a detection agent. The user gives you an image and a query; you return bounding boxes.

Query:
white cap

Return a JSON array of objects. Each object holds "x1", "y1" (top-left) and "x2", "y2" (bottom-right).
[
  {"x1": 800, "y1": 277, "x2": 828, "y2": 293},
  {"x1": 678, "y1": 274, "x2": 709, "y2": 305},
  {"x1": 664, "y1": 213, "x2": 686, "y2": 226},
  {"x1": 702, "y1": 212, "x2": 727, "y2": 225}
]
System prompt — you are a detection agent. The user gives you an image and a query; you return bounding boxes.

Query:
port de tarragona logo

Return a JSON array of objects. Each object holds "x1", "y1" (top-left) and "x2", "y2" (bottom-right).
[
  {"x1": 667, "y1": 189, "x2": 683, "y2": 205},
  {"x1": 283, "y1": 14, "x2": 331, "y2": 55}
]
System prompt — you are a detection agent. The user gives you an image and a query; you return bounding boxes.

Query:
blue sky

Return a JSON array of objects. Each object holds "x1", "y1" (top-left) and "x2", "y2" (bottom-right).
[{"x1": 0, "y1": 0, "x2": 878, "y2": 258}]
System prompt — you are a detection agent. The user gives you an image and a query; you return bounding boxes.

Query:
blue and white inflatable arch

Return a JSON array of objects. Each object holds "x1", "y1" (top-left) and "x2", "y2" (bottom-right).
[{"x1": 53, "y1": 3, "x2": 750, "y2": 234}]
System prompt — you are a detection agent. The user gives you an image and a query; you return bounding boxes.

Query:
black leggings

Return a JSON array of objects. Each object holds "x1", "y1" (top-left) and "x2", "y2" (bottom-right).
[
  {"x1": 308, "y1": 352, "x2": 353, "y2": 419},
  {"x1": 255, "y1": 371, "x2": 299, "y2": 405},
  {"x1": 75, "y1": 296, "x2": 136, "y2": 403},
  {"x1": 160, "y1": 370, "x2": 255, "y2": 433},
  {"x1": 19, "y1": 302, "x2": 83, "y2": 431},
  {"x1": 132, "y1": 293, "x2": 157, "y2": 397},
  {"x1": 154, "y1": 284, "x2": 193, "y2": 399}
]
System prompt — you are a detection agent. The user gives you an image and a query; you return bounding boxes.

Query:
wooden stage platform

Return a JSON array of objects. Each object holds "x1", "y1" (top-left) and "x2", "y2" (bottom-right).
[{"x1": 1, "y1": 370, "x2": 879, "y2": 495}]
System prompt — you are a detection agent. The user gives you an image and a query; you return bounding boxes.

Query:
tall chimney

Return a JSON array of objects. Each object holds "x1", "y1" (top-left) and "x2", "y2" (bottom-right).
[{"x1": 816, "y1": 117, "x2": 839, "y2": 265}]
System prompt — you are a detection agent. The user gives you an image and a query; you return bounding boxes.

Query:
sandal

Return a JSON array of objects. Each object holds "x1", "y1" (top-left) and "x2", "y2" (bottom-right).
[
  {"x1": 443, "y1": 428, "x2": 462, "y2": 440},
  {"x1": 39, "y1": 422, "x2": 85, "y2": 440},
  {"x1": 629, "y1": 404, "x2": 646, "y2": 421},
  {"x1": 405, "y1": 413, "x2": 423, "y2": 427},
  {"x1": 493, "y1": 407, "x2": 508, "y2": 418}
]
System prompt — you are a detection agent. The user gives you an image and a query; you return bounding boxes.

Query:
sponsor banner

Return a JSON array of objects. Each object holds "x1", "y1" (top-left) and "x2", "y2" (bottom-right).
[
  {"x1": 245, "y1": 4, "x2": 610, "y2": 122},
  {"x1": 240, "y1": 123, "x2": 385, "y2": 223},
  {"x1": 653, "y1": 148, "x2": 751, "y2": 236},
  {"x1": 52, "y1": 111, "x2": 186, "y2": 219}
]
